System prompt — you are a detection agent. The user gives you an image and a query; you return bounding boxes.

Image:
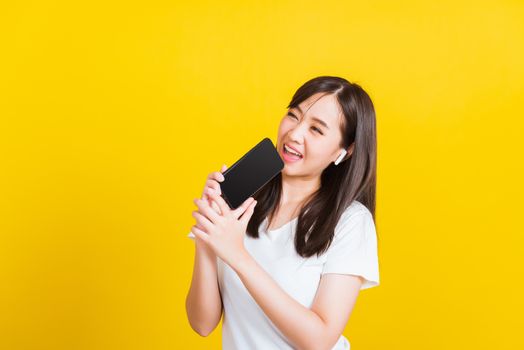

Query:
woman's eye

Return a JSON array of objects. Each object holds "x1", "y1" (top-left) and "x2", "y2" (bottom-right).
[
  {"x1": 312, "y1": 127, "x2": 323, "y2": 135},
  {"x1": 287, "y1": 112, "x2": 323, "y2": 135}
]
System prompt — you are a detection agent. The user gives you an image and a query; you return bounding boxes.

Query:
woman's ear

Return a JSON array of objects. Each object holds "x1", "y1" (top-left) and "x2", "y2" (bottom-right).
[
  {"x1": 338, "y1": 142, "x2": 355, "y2": 164},
  {"x1": 334, "y1": 142, "x2": 355, "y2": 165},
  {"x1": 347, "y1": 142, "x2": 355, "y2": 157}
]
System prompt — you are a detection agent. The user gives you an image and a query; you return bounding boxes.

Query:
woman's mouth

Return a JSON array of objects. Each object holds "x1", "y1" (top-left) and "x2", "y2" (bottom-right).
[{"x1": 282, "y1": 143, "x2": 303, "y2": 163}]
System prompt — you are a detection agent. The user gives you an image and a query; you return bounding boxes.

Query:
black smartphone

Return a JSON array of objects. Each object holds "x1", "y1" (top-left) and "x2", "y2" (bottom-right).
[{"x1": 220, "y1": 137, "x2": 284, "y2": 209}]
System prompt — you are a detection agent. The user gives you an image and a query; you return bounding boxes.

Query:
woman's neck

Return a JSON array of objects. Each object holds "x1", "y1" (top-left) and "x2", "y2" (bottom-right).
[{"x1": 280, "y1": 173, "x2": 320, "y2": 206}]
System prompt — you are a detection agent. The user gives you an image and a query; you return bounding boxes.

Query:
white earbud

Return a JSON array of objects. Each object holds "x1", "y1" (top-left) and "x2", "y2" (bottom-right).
[{"x1": 334, "y1": 149, "x2": 347, "y2": 166}]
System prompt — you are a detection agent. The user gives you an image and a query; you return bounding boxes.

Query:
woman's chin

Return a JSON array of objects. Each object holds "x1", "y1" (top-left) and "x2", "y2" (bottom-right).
[{"x1": 281, "y1": 165, "x2": 300, "y2": 176}]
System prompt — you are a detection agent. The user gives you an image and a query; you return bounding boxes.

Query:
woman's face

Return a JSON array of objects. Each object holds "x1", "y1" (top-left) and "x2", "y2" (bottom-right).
[{"x1": 277, "y1": 92, "x2": 346, "y2": 178}]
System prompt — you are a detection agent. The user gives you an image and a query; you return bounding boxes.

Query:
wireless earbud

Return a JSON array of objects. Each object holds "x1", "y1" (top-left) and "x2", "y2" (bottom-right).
[{"x1": 334, "y1": 149, "x2": 347, "y2": 165}]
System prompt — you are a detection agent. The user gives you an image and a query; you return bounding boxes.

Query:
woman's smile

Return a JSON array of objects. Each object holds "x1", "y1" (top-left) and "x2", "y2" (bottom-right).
[{"x1": 281, "y1": 143, "x2": 304, "y2": 163}]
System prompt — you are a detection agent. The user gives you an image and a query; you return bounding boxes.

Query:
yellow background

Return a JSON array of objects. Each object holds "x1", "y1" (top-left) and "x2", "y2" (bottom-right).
[{"x1": 1, "y1": 1, "x2": 523, "y2": 349}]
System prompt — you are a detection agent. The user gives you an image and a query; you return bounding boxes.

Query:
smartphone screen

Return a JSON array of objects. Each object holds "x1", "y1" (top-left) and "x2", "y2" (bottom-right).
[{"x1": 220, "y1": 137, "x2": 284, "y2": 209}]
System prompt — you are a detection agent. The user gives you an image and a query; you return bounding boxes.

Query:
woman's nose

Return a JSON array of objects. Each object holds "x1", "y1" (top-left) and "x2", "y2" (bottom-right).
[{"x1": 288, "y1": 122, "x2": 307, "y2": 142}]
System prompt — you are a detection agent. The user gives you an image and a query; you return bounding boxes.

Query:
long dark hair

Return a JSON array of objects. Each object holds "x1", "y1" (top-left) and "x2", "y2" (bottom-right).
[{"x1": 246, "y1": 76, "x2": 377, "y2": 258}]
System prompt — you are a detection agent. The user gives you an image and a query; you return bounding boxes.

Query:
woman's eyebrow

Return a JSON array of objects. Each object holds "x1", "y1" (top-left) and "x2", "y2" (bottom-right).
[{"x1": 293, "y1": 106, "x2": 330, "y2": 130}]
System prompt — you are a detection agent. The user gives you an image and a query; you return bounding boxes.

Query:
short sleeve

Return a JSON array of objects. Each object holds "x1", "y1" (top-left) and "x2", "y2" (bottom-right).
[
  {"x1": 321, "y1": 209, "x2": 380, "y2": 290},
  {"x1": 187, "y1": 231, "x2": 196, "y2": 241}
]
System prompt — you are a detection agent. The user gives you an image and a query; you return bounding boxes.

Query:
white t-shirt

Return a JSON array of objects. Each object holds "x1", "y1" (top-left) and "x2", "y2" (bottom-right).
[{"x1": 188, "y1": 200, "x2": 380, "y2": 349}]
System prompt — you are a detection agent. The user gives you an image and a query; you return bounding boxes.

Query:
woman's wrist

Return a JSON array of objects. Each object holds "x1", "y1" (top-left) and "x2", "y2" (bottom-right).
[
  {"x1": 195, "y1": 236, "x2": 216, "y2": 258},
  {"x1": 230, "y1": 249, "x2": 253, "y2": 274}
]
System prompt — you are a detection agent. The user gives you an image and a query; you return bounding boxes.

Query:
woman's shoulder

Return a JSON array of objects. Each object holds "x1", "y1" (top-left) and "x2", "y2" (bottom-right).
[
  {"x1": 341, "y1": 200, "x2": 372, "y2": 220},
  {"x1": 334, "y1": 200, "x2": 374, "y2": 235}
]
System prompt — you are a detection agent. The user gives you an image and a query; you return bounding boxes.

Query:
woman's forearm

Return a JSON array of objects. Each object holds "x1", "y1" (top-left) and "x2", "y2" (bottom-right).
[
  {"x1": 232, "y1": 252, "x2": 330, "y2": 350},
  {"x1": 185, "y1": 239, "x2": 223, "y2": 336}
]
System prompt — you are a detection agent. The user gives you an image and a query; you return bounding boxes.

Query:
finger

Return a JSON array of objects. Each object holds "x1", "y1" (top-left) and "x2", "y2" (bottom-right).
[
  {"x1": 192, "y1": 210, "x2": 214, "y2": 232},
  {"x1": 201, "y1": 180, "x2": 221, "y2": 200},
  {"x1": 202, "y1": 188, "x2": 223, "y2": 214},
  {"x1": 207, "y1": 192, "x2": 231, "y2": 216},
  {"x1": 204, "y1": 179, "x2": 221, "y2": 193},
  {"x1": 191, "y1": 225, "x2": 210, "y2": 244},
  {"x1": 194, "y1": 221, "x2": 206, "y2": 233},
  {"x1": 194, "y1": 197, "x2": 221, "y2": 223},
  {"x1": 209, "y1": 171, "x2": 225, "y2": 183},
  {"x1": 202, "y1": 180, "x2": 222, "y2": 198},
  {"x1": 239, "y1": 199, "x2": 257, "y2": 225},
  {"x1": 220, "y1": 164, "x2": 228, "y2": 173},
  {"x1": 231, "y1": 197, "x2": 255, "y2": 219},
  {"x1": 206, "y1": 179, "x2": 222, "y2": 194}
]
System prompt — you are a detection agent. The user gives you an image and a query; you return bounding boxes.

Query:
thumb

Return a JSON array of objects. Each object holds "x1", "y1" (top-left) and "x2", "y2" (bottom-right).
[
  {"x1": 239, "y1": 199, "x2": 257, "y2": 225},
  {"x1": 232, "y1": 197, "x2": 255, "y2": 219}
]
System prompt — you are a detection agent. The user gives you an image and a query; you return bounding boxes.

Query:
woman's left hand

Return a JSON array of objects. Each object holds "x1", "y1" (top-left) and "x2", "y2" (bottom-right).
[{"x1": 191, "y1": 191, "x2": 257, "y2": 268}]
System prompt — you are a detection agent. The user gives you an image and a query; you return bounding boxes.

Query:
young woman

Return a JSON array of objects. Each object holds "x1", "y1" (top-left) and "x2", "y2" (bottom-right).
[{"x1": 186, "y1": 76, "x2": 380, "y2": 350}]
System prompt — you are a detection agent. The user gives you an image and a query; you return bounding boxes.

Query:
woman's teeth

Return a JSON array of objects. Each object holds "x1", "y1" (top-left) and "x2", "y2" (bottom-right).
[{"x1": 284, "y1": 144, "x2": 303, "y2": 158}]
